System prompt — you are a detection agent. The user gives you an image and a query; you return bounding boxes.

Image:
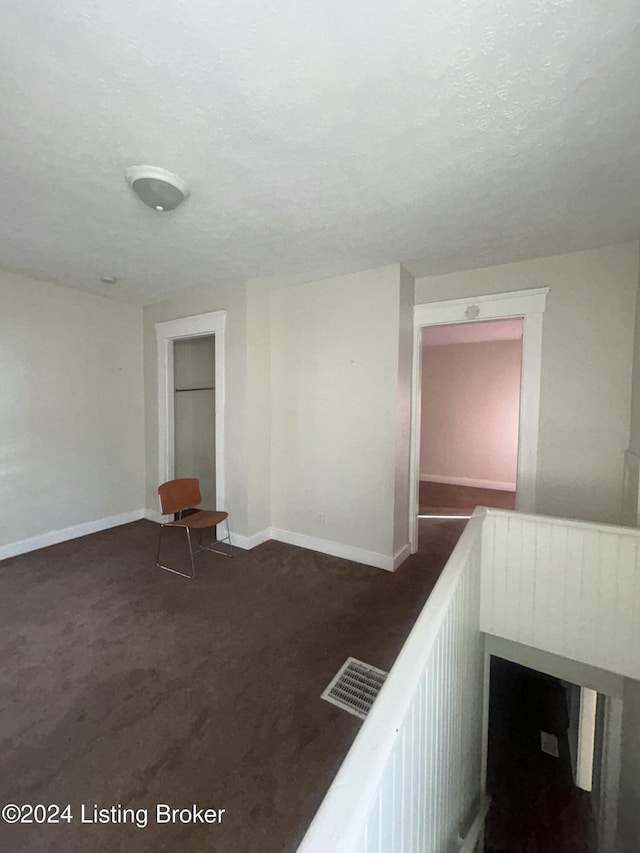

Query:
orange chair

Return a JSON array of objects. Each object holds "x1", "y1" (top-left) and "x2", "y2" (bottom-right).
[{"x1": 156, "y1": 478, "x2": 232, "y2": 579}]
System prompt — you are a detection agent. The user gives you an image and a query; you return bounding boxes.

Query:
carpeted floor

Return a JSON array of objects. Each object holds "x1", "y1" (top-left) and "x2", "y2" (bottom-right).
[
  {"x1": 419, "y1": 481, "x2": 516, "y2": 515},
  {"x1": 0, "y1": 518, "x2": 465, "y2": 853}
]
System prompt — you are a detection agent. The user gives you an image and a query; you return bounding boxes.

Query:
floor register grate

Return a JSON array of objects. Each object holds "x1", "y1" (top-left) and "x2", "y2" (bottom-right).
[{"x1": 321, "y1": 657, "x2": 388, "y2": 720}]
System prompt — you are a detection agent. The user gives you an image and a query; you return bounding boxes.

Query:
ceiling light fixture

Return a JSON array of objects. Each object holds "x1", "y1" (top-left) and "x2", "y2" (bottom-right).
[
  {"x1": 125, "y1": 165, "x2": 189, "y2": 212},
  {"x1": 100, "y1": 275, "x2": 118, "y2": 284}
]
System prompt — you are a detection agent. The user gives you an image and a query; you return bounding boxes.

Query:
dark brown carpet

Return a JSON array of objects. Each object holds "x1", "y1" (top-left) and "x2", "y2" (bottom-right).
[
  {"x1": 420, "y1": 481, "x2": 516, "y2": 514},
  {"x1": 0, "y1": 518, "x2": 465, "y2": 853}
]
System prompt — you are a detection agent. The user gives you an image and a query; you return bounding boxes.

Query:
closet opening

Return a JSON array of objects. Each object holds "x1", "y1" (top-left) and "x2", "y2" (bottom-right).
[
  {"x1": 155, "y1": 310, "x2": 226, "y2": 517},
  {"x1": 173, "y1": 335, "x2": 216, "y2": 509}
]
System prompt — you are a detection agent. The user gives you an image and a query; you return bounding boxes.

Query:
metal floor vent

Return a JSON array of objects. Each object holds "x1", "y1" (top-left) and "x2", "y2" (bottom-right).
[{"x1": 321, "y1": 657, "x2": 388, "y2": 720}]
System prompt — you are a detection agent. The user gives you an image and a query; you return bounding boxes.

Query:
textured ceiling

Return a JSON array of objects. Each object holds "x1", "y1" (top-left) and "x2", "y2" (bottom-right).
[{"x1": 1, "y1": 0, "x2": 640, "y2": 305}]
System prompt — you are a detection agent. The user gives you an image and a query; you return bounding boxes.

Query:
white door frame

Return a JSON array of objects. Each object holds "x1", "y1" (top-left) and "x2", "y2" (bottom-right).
[
  {"x1": 409, "y1": 287, "x2": 548, "y2": 552},
  {"x1": 155, "y1": 311, "x2": 226, "y2": 513}
]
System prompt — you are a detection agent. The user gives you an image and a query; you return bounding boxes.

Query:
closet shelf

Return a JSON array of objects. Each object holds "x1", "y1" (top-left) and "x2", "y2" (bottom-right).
[{"x1": 174, "y1": 386, "x2": 215, "y2": 392}]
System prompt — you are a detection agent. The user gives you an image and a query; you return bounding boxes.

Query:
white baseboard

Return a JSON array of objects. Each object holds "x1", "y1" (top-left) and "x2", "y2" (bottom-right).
[
  {"x1": 269, "y1": 527, "x2": 394, "y2": 571},
  {"x1": 420, "y1": 474, "x2": 516, "y2": 492},
  {"x1": 0, "y1": 509, "x2": 144, "y2": 562},
  {"x1": 1, "y1": 510, "x2": 393, "y2": 570},
  {"x1": 231, "y1": 528, "x2": 271, "y2": 550},
  {"x1": 393, "y1": 543, "x2": 411, "y2": 570},
  {"x1": 144, "y1": 510, "x2": 270, "y2": 552},
  {"x1": 146, "y1": 516, "x2": 387, "y2": 565},
  {"x1": 143, "y1": 508, "x2": 166, "y2": 524},
  {"x1": 144, "y1": 517, "x2": 388, "y2": 567}
]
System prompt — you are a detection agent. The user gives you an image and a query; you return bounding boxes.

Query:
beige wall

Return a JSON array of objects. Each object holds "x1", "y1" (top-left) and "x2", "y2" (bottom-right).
[
  {"x1": 0, "y1": 271, "x2": 144, "y2": 548},
  {"x1": 617, "y1": 677, "x2": 640, "y2": 852},
  {"x1": 144, "y1": 265, "x2": 413, "y2": 561},
  {"x1": 415, "y1": 242, "x2": 639, "y2": 524},
  {"x1": 420, "y1": 339, "x2": 522, "y2": 489},
  {"x1": 245, "y1": 280, "x2": 272, "y2": 536},
  {"x1": 270, "y1": 265, "x2": 411, "y2": 559},
  {"x1": 5, "y1": 240, "x2": 638, "y2": 563}
]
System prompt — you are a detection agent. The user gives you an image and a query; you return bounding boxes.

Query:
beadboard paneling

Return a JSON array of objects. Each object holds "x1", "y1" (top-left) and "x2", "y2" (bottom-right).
[
  {"x1": 299, "y1": 515, "x2": 485, "y2": 853},
  {"x1": 481, "y1": 510, "x2": 640, "y2": 680}
]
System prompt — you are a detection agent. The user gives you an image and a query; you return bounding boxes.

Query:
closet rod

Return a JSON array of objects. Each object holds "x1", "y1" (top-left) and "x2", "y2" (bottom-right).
[{"x1": 174, "y1": 386, "x2": 215, "y2": 392}]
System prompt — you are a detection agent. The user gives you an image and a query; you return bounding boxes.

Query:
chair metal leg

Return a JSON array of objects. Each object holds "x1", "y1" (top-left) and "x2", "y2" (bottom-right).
[
  {"x1": 186, "y1": 527, "x2": 196, "y2": 578},
  {"x1": 196, "y1": 515, "x2": 233, "y2": 558},
  {"x1": 156, "y1": 523, "x2": 164, "y2": 565},
  {"x1": 225, "y1": 515, "x2": 233, "y2": 557},
  {"x1": 156, "y1": 523, "x2": 196, "y2": 579},
  {"x1": 158, "y1": 512, "x2": 233, "y2": 577}
]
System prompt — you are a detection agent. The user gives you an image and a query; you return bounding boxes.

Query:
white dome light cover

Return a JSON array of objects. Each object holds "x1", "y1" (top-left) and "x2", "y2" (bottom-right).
[{"x1": 125, "y1": 165, "x2": 189, "y2": 212}]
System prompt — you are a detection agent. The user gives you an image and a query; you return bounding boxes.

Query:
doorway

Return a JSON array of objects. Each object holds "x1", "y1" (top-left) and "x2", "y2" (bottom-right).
[
  {"x1": 419, "y1": 318, "x2": 523, "y2": 520},
  {"x1": 485, "y1": 657, "x2": 598, "y2": 852},
  {"x1": 156, "y1": 310, "x2": 226, "y2": 513},
  {"x1": 409, "y1": 288, "x2": 548, "y2": 553}
]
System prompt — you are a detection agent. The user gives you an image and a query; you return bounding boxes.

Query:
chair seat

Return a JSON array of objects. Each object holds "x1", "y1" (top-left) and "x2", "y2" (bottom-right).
[{"x1": 167, "y1": 510, "x2": 228, "y2": 529}]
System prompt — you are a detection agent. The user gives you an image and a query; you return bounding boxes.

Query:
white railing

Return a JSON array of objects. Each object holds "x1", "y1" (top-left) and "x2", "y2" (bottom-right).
[
  {"x1": 299, "y1": 513, "x2": 485, "y2": 853},
  {"x1": 480, "y1": 509, "x2": 640, "y2": 681},
  {"x1": 300, "y1": 506, "x2": 640, "y2": 851}
]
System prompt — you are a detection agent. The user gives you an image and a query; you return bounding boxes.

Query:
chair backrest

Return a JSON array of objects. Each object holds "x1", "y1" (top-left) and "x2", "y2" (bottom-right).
[{"x1": 158, "y1": 478, "x2": 202, "y2": 515}]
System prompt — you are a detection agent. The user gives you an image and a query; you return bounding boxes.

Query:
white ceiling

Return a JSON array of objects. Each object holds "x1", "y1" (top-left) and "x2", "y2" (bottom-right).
[
  {"x1": 422, "y1": 318, "x2": 523, "y2": 346},
  {"x1": 1, "y1": 1, "x2": 640, "y2": 305}
]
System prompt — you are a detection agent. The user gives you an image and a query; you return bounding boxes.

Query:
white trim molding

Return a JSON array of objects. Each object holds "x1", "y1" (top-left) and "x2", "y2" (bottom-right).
[
  {"x1": 421, "y1": 474, "x2": 516, "y2": 492},
  {"x1": 415, "y1": 287, "x2": 548, "y2": 324},
  {"x1": 231, "y1": 528, "x2": 271, "y2": 550},
  {"x1": 144, "y1": 517, "x2": 394, "y2": 564},
  {"x1": 143, "y1": 508, "x2": 167, "y2": 525},
  {"x1": 393, "y1": 543, "x2": 411, "y2": 570},
  {"x1": 457, "y1": 796, "x2": 491, "y2": 853},
  {"x1": 410, "y1": 287, "x2": 548, "y2": 552},
  {"x1": 270, "y1": 528, "x2": 395, "y2": 571},
  {"x1": 0, "y1": 510, "x2": 144, "y2": 562},
  {"x1": 155, "y1": 311, "x2": 226, "y2": 514},
  {"x1": 144, "y1": 509, "x2": 271, "y2": 552}
]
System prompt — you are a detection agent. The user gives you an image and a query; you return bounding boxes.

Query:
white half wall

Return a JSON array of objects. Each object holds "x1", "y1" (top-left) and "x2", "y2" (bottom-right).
[
  {"x1": 299, "y1": 513, "x2": 485, "y2": 851},
  {"x1": 415, "y1": 242, "x2": 639, "y2": 524},
  {"x1": 481, "y1": 509, "x2": 640, "y2": 681},
  {"x1": 0, "y1": 271, "x2": 144, "y2": 551}
]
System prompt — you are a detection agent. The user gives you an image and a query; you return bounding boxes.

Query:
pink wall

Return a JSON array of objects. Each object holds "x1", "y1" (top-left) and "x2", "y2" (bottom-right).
[{"x1": 420, "y1": 338, "x2": 522, "y2": 490}]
